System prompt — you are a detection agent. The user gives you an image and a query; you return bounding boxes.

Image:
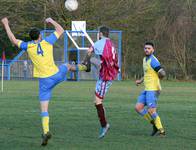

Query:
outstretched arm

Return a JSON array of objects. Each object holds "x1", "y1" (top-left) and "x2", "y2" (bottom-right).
[
  {"x1": 45, "y1": 18, "x2": 64, "y2": 37},
  {"x1": 1, "y1": 17, "x2": 20, "y2": 47}
]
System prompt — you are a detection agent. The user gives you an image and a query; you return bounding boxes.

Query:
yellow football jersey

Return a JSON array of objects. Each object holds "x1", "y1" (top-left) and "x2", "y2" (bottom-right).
[
  {"x1": 143, "y1": 55, "x2": 161, "y2": 91},
  {"x1": 18, "y1": 31, "x2": 60, "y2": 78}
]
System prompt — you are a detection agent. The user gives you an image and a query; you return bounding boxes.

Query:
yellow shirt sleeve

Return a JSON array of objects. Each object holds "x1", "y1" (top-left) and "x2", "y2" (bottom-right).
[
  {"x1": 54, "y1": 31, "x2": 60, "y2": 39},
  {"x1": 17, "y1": 40, "x2": 23, "y2": 48}
]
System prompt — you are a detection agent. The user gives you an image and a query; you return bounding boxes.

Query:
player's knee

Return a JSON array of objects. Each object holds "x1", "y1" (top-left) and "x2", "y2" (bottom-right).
[
  {"x1": 135, "y1": 104, "x2": 143, "y2": 112},
  {"x1": 61, "y1": 64, "x2": 71, "y2": 71},
  {"x1": 94, "y1": 96, "x2": 103, "y2": 105},
  {"x1": 95, "y1": 100, "x2": 102, "y2": 105},
  {"x1": 63, "y1": 63, "x2": 71, "y2": 71},
  {"x1": 40, "y1": 101, "x2": 49, "y2": 112},
  {"x1": 148, "y1": 108, "x2": 156, "y2": 115}
]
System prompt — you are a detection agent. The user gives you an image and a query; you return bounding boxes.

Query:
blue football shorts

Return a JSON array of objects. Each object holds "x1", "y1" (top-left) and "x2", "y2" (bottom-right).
[
  {"x1": 95, "y1": 79, "x2": 112, "y2": 99},
  {"x1": 137, "y1": 90, "x2": 160, "y2": 108},
  {"x1": 39, "y1": 64, "x2": 68, "y2": 101}
]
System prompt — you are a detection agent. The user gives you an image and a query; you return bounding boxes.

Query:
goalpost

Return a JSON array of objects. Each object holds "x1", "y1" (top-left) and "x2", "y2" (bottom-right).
[
  {"x1": 64, "y1": 21, "x2": 122, "y2": 81},
  {"x1": 65, "y1": 21, "x2": 95, "y2": 50}
]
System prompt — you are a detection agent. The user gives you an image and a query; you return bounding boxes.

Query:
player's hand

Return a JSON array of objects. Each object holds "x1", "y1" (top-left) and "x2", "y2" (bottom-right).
[
  {"x1": 45, "y1": 18, "x2": 54, "y2": 24},
  {"x1": 1, "y1": 17, "x2": 9, "y2": 25},
  {"x1": 135, "y1": 80, "x2": 141, "y2": 86}
]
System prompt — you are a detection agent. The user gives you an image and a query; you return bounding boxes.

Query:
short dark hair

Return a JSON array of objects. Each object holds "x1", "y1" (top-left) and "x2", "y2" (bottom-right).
[
  {"x1": 144, "y1": 42, "x2": 154, "y2": 47},
  {"x1": 29, "y1": 28, "x2": 40, "y2": 40},
  {"x1": 99, "y1": 26, "x2": 110, "y2": 37}
]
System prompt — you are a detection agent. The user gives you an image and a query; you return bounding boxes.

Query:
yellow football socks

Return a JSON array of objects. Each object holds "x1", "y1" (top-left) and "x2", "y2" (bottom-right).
[
  {"x1": 143, "y1": 113, "x2": 153, "y2": 123},
  {"x1": 139, "y1": 109, "x2": 153, "y2": 123},
  {"x1": 42, "y1": 116, "x2": 49, "y2": 134},
  {"x1": 151, "y1": 112, "x2": 164, "y2": 131},
  {"x1": 154, "y1": 116, "x2": 163, "y2": 130},
  {"x1": 41, "y1": 112, "x2": 49, "y2": 134}
]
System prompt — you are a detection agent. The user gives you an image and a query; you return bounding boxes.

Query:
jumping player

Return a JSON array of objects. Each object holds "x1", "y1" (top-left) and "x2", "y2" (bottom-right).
[
  {"x1": 1, "y1": 17, "x2": 90, "y2": 146},
  {"x1": 84, "y1": 26, "x2": 119, "y2": 139}
]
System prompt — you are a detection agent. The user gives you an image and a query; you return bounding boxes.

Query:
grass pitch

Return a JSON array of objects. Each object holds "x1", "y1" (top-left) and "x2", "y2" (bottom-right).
[{"x1": 0, "y1": 80, "x2": 196, "y2": 150}]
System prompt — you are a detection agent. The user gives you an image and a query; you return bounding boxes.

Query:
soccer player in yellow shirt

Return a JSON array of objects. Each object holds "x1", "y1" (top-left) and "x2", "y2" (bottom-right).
[
  {"x1": 1, "y1": 17, "x2": 90, "y2": 146},
  {"x1": 135, "y1": 42, "x2": 166, "y2": 136}
]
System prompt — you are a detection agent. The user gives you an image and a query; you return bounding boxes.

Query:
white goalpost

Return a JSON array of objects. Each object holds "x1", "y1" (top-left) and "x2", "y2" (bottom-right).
[{"x1": 65, "y1": 21, "x2": 95, "y2": 50}]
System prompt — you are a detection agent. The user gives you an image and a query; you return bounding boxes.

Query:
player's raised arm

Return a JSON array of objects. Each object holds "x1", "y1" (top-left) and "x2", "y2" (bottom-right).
[
  {"x1": 45, "y1": 18, "x2": 64, "y2": 37},
  {"x1": 1, "y1": 17, "x2": 20, "y2": 47}
]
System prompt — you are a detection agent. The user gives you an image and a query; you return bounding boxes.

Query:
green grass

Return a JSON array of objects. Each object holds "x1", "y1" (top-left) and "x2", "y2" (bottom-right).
[{"x1": 0, "y1": 80, "x2": 196, "y2": 150}]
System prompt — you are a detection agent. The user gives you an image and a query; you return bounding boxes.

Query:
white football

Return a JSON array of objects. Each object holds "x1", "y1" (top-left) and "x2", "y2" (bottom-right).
[{"x1": 65, "y1": 0, "x2": 78, "y2": 11}]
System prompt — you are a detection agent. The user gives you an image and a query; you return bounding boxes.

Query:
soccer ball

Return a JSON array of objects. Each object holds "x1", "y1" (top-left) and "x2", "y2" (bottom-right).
[{"x1": 65, "y1": 0, "x2": 78, "y2": 11}]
